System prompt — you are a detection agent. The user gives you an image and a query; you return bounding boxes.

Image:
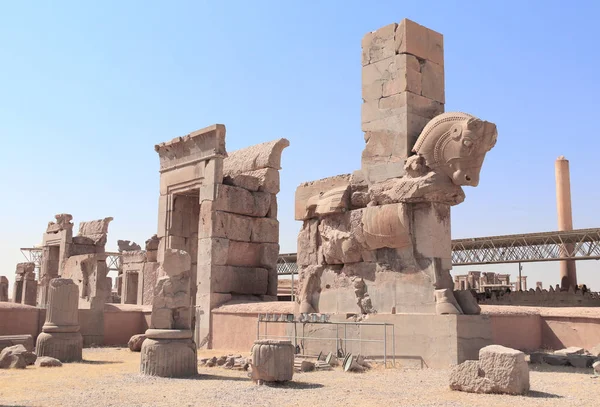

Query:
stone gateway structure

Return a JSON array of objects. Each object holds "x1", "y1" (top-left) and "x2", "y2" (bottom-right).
[
  {"x1": 294, "y1": 19, "x2": 497, "y2": 367},
  {"x1": 141, "y1": 124, "x2": 288, "y2": 376}
]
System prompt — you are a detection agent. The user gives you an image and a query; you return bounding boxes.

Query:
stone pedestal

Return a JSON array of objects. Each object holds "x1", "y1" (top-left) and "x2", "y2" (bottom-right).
[
  {"x1": 140, "y1": 329, "x2": 197, "y2": 377},
  {"x1": 36, "y1": 278, "x2": 83, "y2": 362},
  {"x1": 250, "y1": 339, "x2": 294, "y2": 383}
]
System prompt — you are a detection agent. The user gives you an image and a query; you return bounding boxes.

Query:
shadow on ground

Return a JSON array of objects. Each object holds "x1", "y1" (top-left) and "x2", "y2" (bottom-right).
[
  {"x1": 77, "y1": 360, "x2": 123, "y2": 365},
  {"x1": 526, "y1": 390, "x2": 563, "y2": 399}
]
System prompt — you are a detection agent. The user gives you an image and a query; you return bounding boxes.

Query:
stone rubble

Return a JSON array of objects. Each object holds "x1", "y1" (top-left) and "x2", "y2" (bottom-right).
[
  {"x1": 127, "y1": 334, "x2": 146, "y2": 352},
  {"x1": 528, "y1": 346, "x2": 599, "y2": 369},
  {"x1": 0, "y1": 344, "x2": 37, "y2": 369},
  {"x1": 35, "y1": 356, "x2": 63, "y2": 367}
]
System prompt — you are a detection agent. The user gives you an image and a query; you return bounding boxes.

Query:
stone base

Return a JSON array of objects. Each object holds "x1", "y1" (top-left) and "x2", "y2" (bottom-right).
[
  {"x1": 140, "y1": 329, "x2": 197, "y2": 377},
  {"x1": 286, "y1": 313, "x2": 492, "y2": 369},
  {"x1": 36, "y1": 332, "x2": 83, "y2": 362}
]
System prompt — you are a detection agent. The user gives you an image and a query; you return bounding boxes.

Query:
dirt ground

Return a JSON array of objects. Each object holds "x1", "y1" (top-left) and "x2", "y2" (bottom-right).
[{"x1": 0, "y1": 348, "x2": 598, "y2": 407}]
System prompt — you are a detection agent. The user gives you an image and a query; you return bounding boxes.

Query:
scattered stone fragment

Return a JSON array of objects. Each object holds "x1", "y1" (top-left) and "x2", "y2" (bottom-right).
[
  {"x1": 0, "y1": 345, "x2": 36, "y2": 369},
  {"x1": 528, "y1": 352, "x2": 545, "y2": 364},
  {"x1": 35, "y1": 356, "x2": 62, "y2": 367},
  {"x1": 450, "y1": 345, "x2": 529, "y2": 395},
  {"x1": 543, "y1": 354, "x2": 569, "y2": 366},
  {"x1": 216, "y1": 356, "x2": 228, "y2": 366},
  {"x1": 294, "y1": 360, "x2": 315, "y2": 372},
  {"x1": 223, "y1": 357, "x2": 235, "y2": 369},
  {"x1": 554, "y1": 347, "x2": 585, "y2": 356},
  {"x1": 593, "y1": 361, "x2": 600, "y2": 375},
  {"x1": 128, "y1": 334, "x2": 146, "y2": 352},
  {"x1": 567, "y1": 354, "x2": 595, "y2": 369},
  {"x1": 589, "y1": 344, "x2": 600, "y2": 358},
  {"x1": 206, "y1": 356, "x2": 217, "y2": 367},
  {"x1": 199, "y1": 358, "x2": 209, "y2": 366}
]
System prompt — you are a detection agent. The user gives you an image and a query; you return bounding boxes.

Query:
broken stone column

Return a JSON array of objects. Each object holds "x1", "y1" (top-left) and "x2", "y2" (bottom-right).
[
  {"x1": 117, "y1": 239, "x2": 141, "y2": 298},
  {"x1": 140, "y1": 249, "x2": 197, "y2": 377},
  {"x1": 0, "y1": 276, "x2": 8, "y2": 302},
  {"x1": 35, "y1": 278, "x2": 83, "y2": 362},
  {"x1": 250, "y1": 340, "x2": 294, "y2": 383}
]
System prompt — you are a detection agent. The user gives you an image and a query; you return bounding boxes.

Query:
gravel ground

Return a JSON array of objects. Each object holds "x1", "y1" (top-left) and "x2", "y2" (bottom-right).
[{"x1": 0, "y1": 348, "x2": 598, "y2": 407}]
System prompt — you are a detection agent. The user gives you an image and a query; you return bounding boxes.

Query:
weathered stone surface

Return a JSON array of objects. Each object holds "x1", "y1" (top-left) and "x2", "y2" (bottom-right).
[
  {"x1": 210, "y1": 266, "x2": 269, "y2": 295},
  {"x1": 0, "y1": 335, "x2": 34, "y2": 352},
  {"x1": 395, "y1": 18, "x2": 444, "y2": 66},
  {"x1": 361, "y1": 23, "x2": 397, "y2": 66},
  {"x1": 213, "y1": 184, "x2": 271, "y2": 217},
  {"x1": 0, "y1": 345, "x2": 36, "y2": 369},
  {"x1": 226, "y1": 241, "x2": 279, "y2": 269},
  {"x1": 250, "y1": 340, "x2": 294, "y2": 383},
  {"x1": 224, "y1": 168, "x2": 281, "y2": 194},
  {"x1": 543, "y1": 354, "x2": 568, "y2": 366},
  {"x1": 297, "y1": 219, "x2": 321, "y2": 266},
  {"x1": 450, "y1": 345, "x2": 529, "y2": 395},
  {"x1": 35, "y1": 356, "x2": 62, "y2": 367},
  {"x1": 435, "y1": 289, "x2": 462, "y2": 315},
  {"x1": 528, "y1": 352, "x2": 545, "y2": 364},
  {"x1": 361, "y1": 203, "x2": 411, "y2": 250},
  {"x1": 140, "y1": 334, "x2": 197, "y2": 378},
  {"x1": 46, "y1": 213, "x2": 74, "y2": 233},
  {"x1": 454, "y1": 290, "x2": 481, "y2": 315},
  {"x1": 367, "y1": 155, "x2": 465, "y2": 206},
  {"x1": 593, "y1": 360, "x2": 600, "y2": 375},
  {"x1": 567, "y1": 354, "x2": 595, "y2": 368},
  {"x1": 62, "y1": 254, "x2": 108, "y2": 310},
  {"x1": 155, "y1": 124, "x2": 226, "y2": 172},
  {"x1": 0, "y1": 276, "x2": 9, "y2": 302},
  {"x1": 295, "y1": 175, "x2": 351, "y2": 220},
  {"x1": 121, "y1": 250, "x2": 147, "y2": 264},
  {"x1": 554, "y1": 346, "x2": 584, "y2": 356},
  {"x1": 590, "y1": 343, "x2": 600, "y2": 358},
  {"x1": 413, "y1": 112, "x2": 497, "y2": 187},
  {"x1": 79, "y1": 217, "x2": 113, "y2": 236},
  {"x1": 161, "y1": 249, "x2": 191, "y2": 277},
  {"x1": 117, "y1": 240, "x2": 141, "y2": 252},
  {"x1": 319, "y1": 214, "x2": 362, "y2": 264},
  {"x1": 420, "y1": 59, "x2": 445, "y2": 103},
  {"x1": 200, "y1": 205, "x2": 279, "y2": 243},
  {"x1": 128, "y1": 334, "x2": 147, "y2": 352},
  {"x1": 145, "y1": 235, "x2": 160, "y2": 251},
  {"x1": 223, "y1": 139, "x2": 290, "y2": 176}
]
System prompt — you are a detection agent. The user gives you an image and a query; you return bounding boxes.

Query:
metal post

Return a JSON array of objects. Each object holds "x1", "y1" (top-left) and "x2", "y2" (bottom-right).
[
  {"x1": 392, "y1": 324, "x2": 396, "y2": 368},
  {"x1": 344, "y1": 324, "x2": 347, "y2": 355},
  {"x1": 256, "y1": 319, "x2": 260, "y2": 340},
  {"x1": 291, "y1": 272, "x2": 295, "y2": 302},
  {"x1": 383, "y1": 324, "x2": 387, "y2": 367}
]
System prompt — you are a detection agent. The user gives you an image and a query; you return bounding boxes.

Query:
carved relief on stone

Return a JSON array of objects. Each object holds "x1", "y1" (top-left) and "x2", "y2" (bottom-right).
[
  {"x1": 412, "y1": 112, "x2": 497, "y2": 187},
  {"x1": 46, "y1": 213, "x2": 74, "y2": 234},
  {"x1": 318, "y1": 214, "x2": 362, "y2": 265},
  {"x1": 361, "y1": 203, "x2": 412, "y2": 251}
]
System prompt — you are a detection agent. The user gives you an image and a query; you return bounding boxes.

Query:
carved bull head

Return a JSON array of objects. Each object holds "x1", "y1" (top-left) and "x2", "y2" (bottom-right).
[{"x1": 412, "y1": 112, "x2": 497, "y2": 187}]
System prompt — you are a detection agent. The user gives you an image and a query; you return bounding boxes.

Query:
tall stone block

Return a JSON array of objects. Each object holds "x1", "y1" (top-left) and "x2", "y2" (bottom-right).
[
  {"x1": 36, "y1": 278, "x2": 83, "y2": 362},
  {"x1": 361, "y1": 19, "x2": 445, "y2": 185}
]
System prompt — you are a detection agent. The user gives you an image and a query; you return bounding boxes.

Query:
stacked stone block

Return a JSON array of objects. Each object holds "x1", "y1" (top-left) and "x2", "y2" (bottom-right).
[
  {"x1": 361, "y1": 19, "x2": 445, "y2": 185},
  {"x1": 35, "y1": 278, "x2": 83, "y2": 362}
]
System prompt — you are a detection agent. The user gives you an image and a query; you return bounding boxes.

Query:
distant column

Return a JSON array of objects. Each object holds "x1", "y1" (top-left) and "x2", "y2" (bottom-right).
[{"x1": 555, "y1": 156, "x2": 577, "y2": 290}]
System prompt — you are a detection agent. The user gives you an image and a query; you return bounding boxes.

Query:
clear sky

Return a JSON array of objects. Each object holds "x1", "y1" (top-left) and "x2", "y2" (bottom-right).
[{"x1": 2, "y1": 1, "x2": 599, "y2": 292}]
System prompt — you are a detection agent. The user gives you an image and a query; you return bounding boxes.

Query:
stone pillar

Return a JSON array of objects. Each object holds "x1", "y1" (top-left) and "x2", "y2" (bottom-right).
[
  {"x1": 361, "y1": 19, "x2": 444, "y2": 184},
  {"x1": 22, "y1": 270, "x2": 37, "y2": 306},
  {"x1": 36, "y1": 278, "x2": 83, "y2": 362},
  {"x1": 536, "y1": 281, "x2": 543, "y2": 290},
  {"x1": 0, "y1": 276, "x2": 8, "y2": 301},
  {"x1": 555, "y1": 156, "x2": 577, "y2": 290},
  {"x1": 140, "y1": 249, "x2": 197, "y2": 377}
]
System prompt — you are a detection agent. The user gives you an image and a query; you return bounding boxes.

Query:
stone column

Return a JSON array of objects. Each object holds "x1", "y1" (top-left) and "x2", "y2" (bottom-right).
[
  {"x1": 555, "y1": 156, "x2": 577, "y2": 290},
  {"x1": 36, "y1": 278, "x2": 83, "y2": 362},
  {"x1": 22, "y1": 270, "x2": 37, "y2": 306},
  {"x1": 140, "y1": 249, "x2": 197, "y2": 377},
  {"x1": 361, "y1": 19, "x2": 444, "y2": 184},
  {"x1": 0, "y1": 276, "x2": 8, "y2": 301}
]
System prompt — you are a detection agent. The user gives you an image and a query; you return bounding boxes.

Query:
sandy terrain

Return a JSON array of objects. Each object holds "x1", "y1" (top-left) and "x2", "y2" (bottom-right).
[{"x1": 0, "y1": 348, "x2": 598, "y2": 407}]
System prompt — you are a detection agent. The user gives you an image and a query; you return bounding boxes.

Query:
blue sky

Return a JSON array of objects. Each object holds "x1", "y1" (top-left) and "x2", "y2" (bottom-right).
[{"x1": 1, "y1": 1, "x2": 599, "y2": 291}]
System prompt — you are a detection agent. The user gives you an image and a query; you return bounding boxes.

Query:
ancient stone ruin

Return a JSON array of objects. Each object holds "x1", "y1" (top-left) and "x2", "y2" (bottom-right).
[
  {"x1": 36, "y1": 278, "x2": 83, "y2": 362},
  {"x1": 295, "y1": 20, "x2": 497, "y2": 317},
  {"x1": 120, "y1": 235, "x2": 159, "y2": 306},
  {"x1": 250, "y1": 339, "x2": 295, "y2": 384},
  {"x1": 0, "y1": 276, "x2": 9, "y2": 302},
  {"x1": 13, "y1": 263, "x2": 37, "y2": 306},
  {"x1": 140, "y1": 124, "x2": 288, "y2": 376}
]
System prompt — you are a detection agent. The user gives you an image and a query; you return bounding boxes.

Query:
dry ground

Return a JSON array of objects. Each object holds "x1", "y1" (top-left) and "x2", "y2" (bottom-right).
[{"x1": 0, "y1": 348, "x2": 598, "y2": 407}]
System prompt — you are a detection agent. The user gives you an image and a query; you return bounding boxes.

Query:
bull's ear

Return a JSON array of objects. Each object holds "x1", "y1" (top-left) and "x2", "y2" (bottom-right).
[{"x1": 466, "y1": 118, "x2": 484, "y2": 133}]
